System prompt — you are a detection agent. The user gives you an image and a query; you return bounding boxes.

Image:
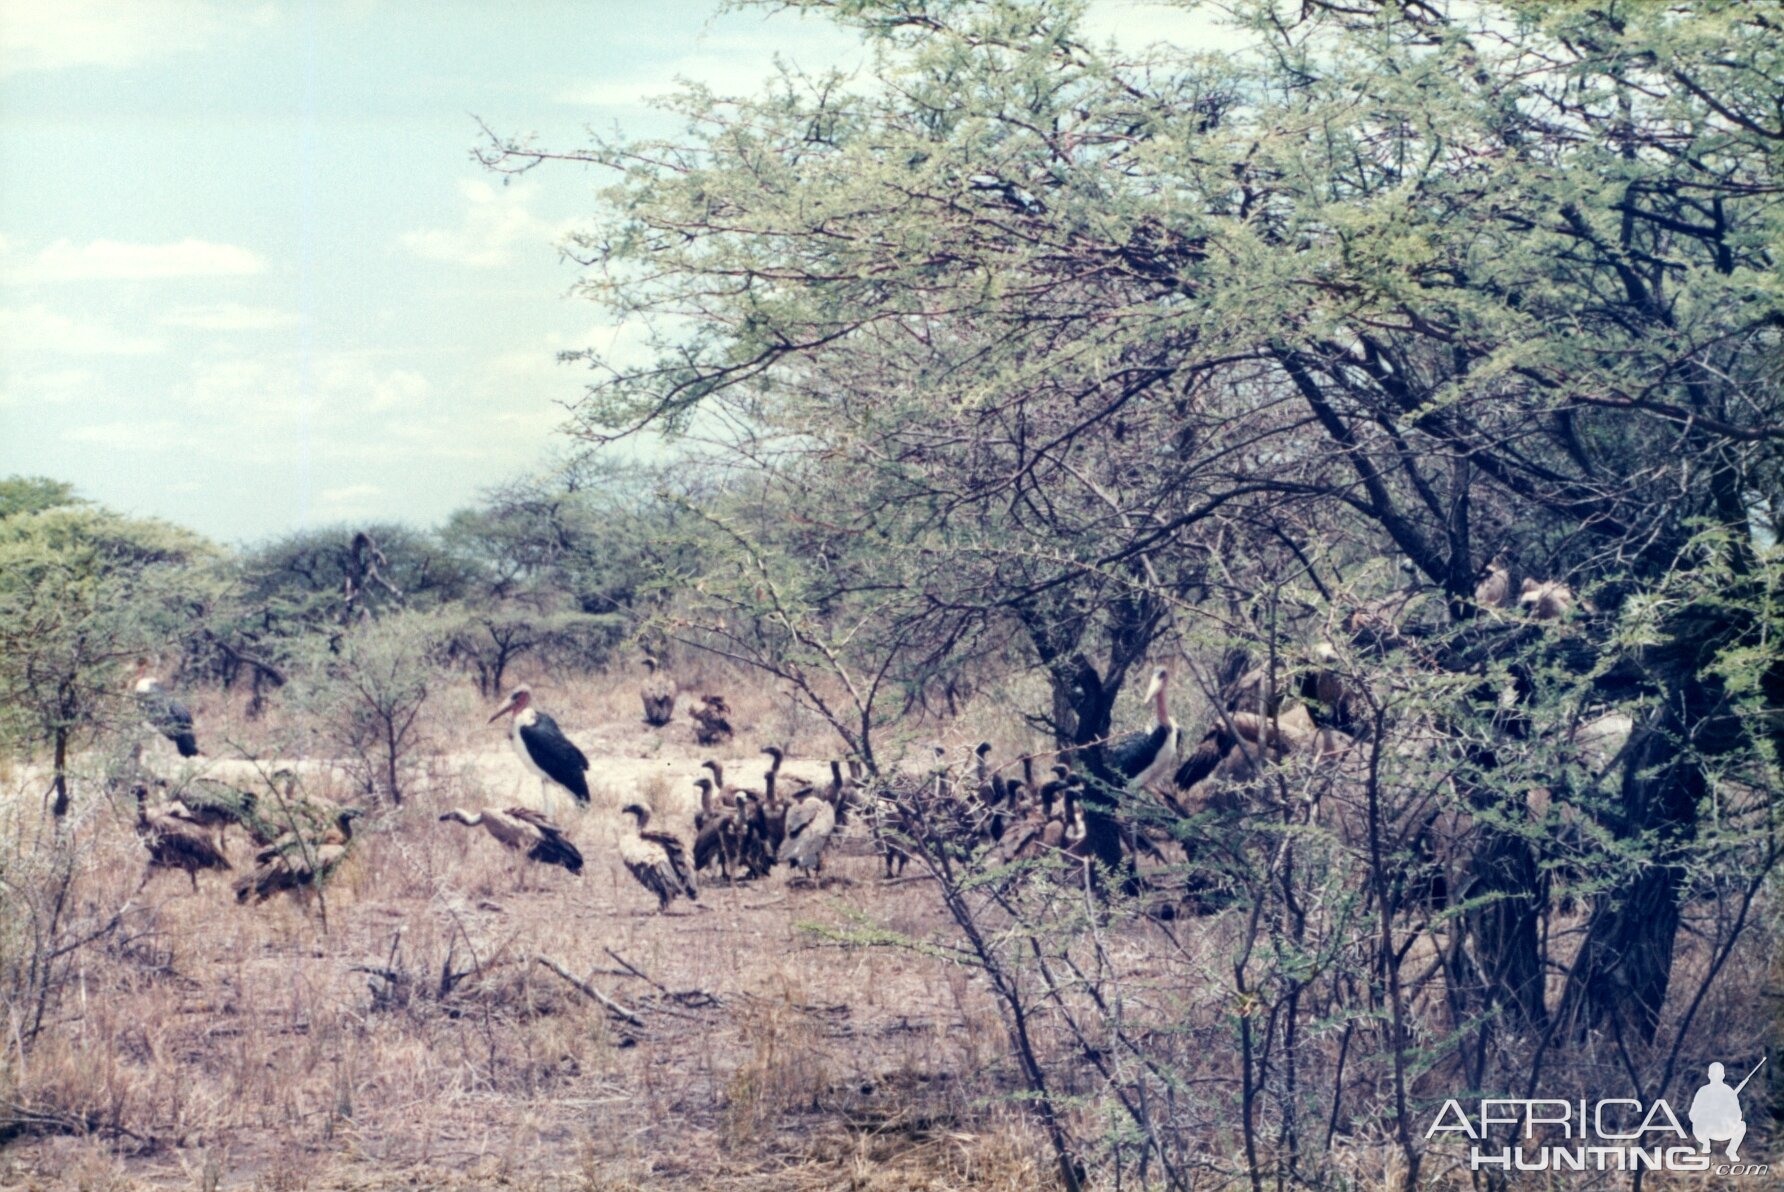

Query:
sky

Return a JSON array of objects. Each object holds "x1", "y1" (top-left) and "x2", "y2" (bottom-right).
[{"x1": 0, "y1": 0, "x2": 1233, "y2": 546}]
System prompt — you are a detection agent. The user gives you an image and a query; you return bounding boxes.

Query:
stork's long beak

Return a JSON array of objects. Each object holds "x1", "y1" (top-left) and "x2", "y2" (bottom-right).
[
  {"x1": 488, "y1": 697, "x2": 516, "y2": 724},
  {"x1": 1143, "y1": 672, "x2": 1165, "y2": 703}
]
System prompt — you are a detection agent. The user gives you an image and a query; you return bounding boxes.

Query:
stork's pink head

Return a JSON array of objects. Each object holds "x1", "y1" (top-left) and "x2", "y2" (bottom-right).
[{"x1": 488, "y1": 685, "x2": 533, "y2": 723}]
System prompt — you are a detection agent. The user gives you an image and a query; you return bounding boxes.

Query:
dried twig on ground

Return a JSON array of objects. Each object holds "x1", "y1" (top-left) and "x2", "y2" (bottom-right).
[{"x1": 534, "y1": 955, "x2": 645, "y2": 1026}]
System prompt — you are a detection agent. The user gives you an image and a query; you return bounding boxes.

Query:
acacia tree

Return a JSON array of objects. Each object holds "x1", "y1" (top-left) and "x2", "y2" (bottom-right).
[
  {"x1": 484, "y1": 2, "x2": 1781, "y2": 1179},
  {"x1": 438, "y1": 461, "x2": 670, "y2": 692},
  {"x1": 491, "y1": 0, "x2": 1780, "y2": 1025},
  {"x1": 0, "y1": 480, "x2": 216, "y2": 815}
]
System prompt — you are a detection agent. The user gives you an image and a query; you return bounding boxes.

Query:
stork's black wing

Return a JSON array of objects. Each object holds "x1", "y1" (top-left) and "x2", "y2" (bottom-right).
[
  {"x1": 138, "y1": 689, "x2": 200, "y2": 757},
  {"x1": 1108, "y1": 725, "x2": 1171, "y2": 781},
  {"x1": 519, "y1": 712, "x2": 590, "y2": 802}
]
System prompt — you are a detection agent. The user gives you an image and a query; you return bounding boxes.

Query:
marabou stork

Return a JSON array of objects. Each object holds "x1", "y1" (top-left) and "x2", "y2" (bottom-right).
[
  {"x1": 488, "y1": 686, "x2": 590, "y2": 813},
  {"x1": 133, "y1": 659, "x2": 200, "y2": 758},
  {"x1": 617, "y1": 802, "x2": 698, "y2": 912},
  {"x1": 1108, "y1": 667, "x2": 1180, "y2": 790}
]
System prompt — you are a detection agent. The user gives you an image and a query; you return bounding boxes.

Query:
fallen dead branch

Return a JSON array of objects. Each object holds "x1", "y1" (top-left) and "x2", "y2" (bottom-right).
[{"x1": 533, "y1": 955, "x2": 645, "y2": 1026}]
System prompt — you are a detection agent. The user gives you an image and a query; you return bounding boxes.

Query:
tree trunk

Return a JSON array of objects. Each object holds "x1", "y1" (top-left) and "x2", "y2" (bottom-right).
[
  {"x1": 1463, "y1": 817, "x2": 1548, "y2": 1033},
  {"x1": 385, "y1": 721, "x2": 403, "y2": 805},
  {"x1": 1555, "y1": 702, "x2": 1701, "y2": 1042},
  {"x1": 50, "y1": 726, "x2": 70, "y2": 817}
]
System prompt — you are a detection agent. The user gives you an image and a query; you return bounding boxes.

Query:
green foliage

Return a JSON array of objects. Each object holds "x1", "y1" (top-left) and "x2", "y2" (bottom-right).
[
  {"x1": 437, "y1": 459, "x2": 698, "y2": 690},
  {"x1": 471, "y1": 2, "x2": 1784, "y2": 1180},
  {"x1": 0, "y1": 476, "x2": 80, "y2": 520},
  {"x1": 290, "y1": 611, "x2": 448, "y2": 805},
  {"x1": 0, "y1": 487, "x2": 217, "y2": 811}
]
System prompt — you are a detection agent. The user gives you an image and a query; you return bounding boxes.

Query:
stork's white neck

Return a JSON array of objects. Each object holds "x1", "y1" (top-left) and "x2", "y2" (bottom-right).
[{"x1": 134, "y1": 676, "x2": 160, "y2": 694}]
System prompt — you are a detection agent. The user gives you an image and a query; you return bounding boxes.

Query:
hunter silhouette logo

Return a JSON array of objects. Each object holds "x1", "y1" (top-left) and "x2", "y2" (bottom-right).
[
  {"x1": 1426, "y1": 1056, "x2": 1769, "y2": 1175},
  {"x1": 1691, "y1": 1058, "x2": 1764, "y2": 1161}
]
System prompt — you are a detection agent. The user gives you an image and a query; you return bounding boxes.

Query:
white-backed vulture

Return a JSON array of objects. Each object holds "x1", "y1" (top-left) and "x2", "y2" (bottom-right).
[
  {"x1": 439, "y1": 805, "x2": 583, "y2": 878},
  {"x1": 778, "y1": 789, "x2": 836, "y2": 877},
  {"x1": 640, "y1": 657, "x2": 677, "y2": 727},
  {"x1": 234, "y1": 808, "x2": 362, "y2": 904},
  {"x1": 692, "y1": 777, "x2": 743, "y2": 879},
  {"x1": 134, "y1": 785, "x2": 231, "y2": 891},
  {"x1": 618, "y1": 802, "x2": 698, "y2": 911},
  {"x1": 1475, "y1": 555, "x2": 1521, "y2": 610},
  {"x1": 1518, "y1": 577, "x2": 1577, "y2": 621},
  {"x1": 691, "y1": 694, "x2": 733, "y2": 745}
]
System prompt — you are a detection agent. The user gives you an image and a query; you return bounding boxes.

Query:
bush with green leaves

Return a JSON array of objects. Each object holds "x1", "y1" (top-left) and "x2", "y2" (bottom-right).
[
  {"x1": 0, "y1": 477, "x2": 216, "y2": 814},
  {"x1": 290, "y1": 611, "x2": 448, "y2": 805}
]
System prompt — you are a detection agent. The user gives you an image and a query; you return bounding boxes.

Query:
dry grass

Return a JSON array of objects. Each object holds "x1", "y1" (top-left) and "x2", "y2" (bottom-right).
[
  {"x1": 0, "y1": 667, "x2": 1052, "y2": 1190},
  {"x1": 1, "y1": 663, "x2": 1775, "y2": 1190}
]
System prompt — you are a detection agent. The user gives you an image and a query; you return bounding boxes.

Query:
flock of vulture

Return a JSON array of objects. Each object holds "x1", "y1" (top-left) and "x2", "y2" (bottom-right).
[
  {"x1": 126, "y1": 656, "x2": 865, "y2": 914},
  {"x1": 125, "y1": 569, "x2": 1583, "y2": 915}
]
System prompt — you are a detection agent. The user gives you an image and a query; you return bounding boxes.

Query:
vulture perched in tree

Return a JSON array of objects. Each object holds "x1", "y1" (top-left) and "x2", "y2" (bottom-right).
[
  {"x1": 132, "y1": 659, "x2": 200, "y2": 758},
  {"x1": 639, "y1": 657, "x2": 677, "y2": 727},
  {"x1": 618, "y1": 803, "x2": 698, "y2": 911},
  {"x1": 1475, "y1": 554, "x2": 1520, "y2": 611},
  {"x1": 1518, "y1": 578, "x2": 1578, "y2": 621},
  {"x1": 439, "y1": 805, "x2": 583, "y2": 880},
  {"x1": 134, "y1": 785, "x2": 231, "y2": 891}
]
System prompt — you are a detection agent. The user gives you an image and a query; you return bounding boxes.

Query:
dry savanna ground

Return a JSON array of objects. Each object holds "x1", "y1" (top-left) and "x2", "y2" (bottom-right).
[
  {"x1": 0, "y1": 669, "x2": 1067, "y2": 1191},
  {"x1": 6, "y1": 668, "x2": 1770, "y2": 1190}
]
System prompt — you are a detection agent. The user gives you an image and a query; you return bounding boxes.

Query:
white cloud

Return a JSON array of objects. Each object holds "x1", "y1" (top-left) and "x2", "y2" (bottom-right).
[
  {"x1": 166, "y1": 353, "x2": 456, "y2": 466},
  {"x1": 398, "y1": 179, "x2": 569, "y2": 269},
  {"x1": 369, "y1": 369, "x2": 429, "y2": 411},
  {"x1": 0, "y1": 305, "x2": 163, "y2": 355},
  {"x1": 160, "y1": 303, "x2": 303, "y2": 331},
  {"x1": 0, "y1": 1, "x2": 275, "y2": 74},
  {"x1": 318, "y1": 483, "x2": 384, "y2": 508},
  {"x1": 0, "y1": 365, "x2": 95, "y2": 409},
  {"x1": 9, "y1": 238, "x2": 267, "y2": 282},
  {"x1": 63, "y1": 420, "x2": 183, "y2": 451}
]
